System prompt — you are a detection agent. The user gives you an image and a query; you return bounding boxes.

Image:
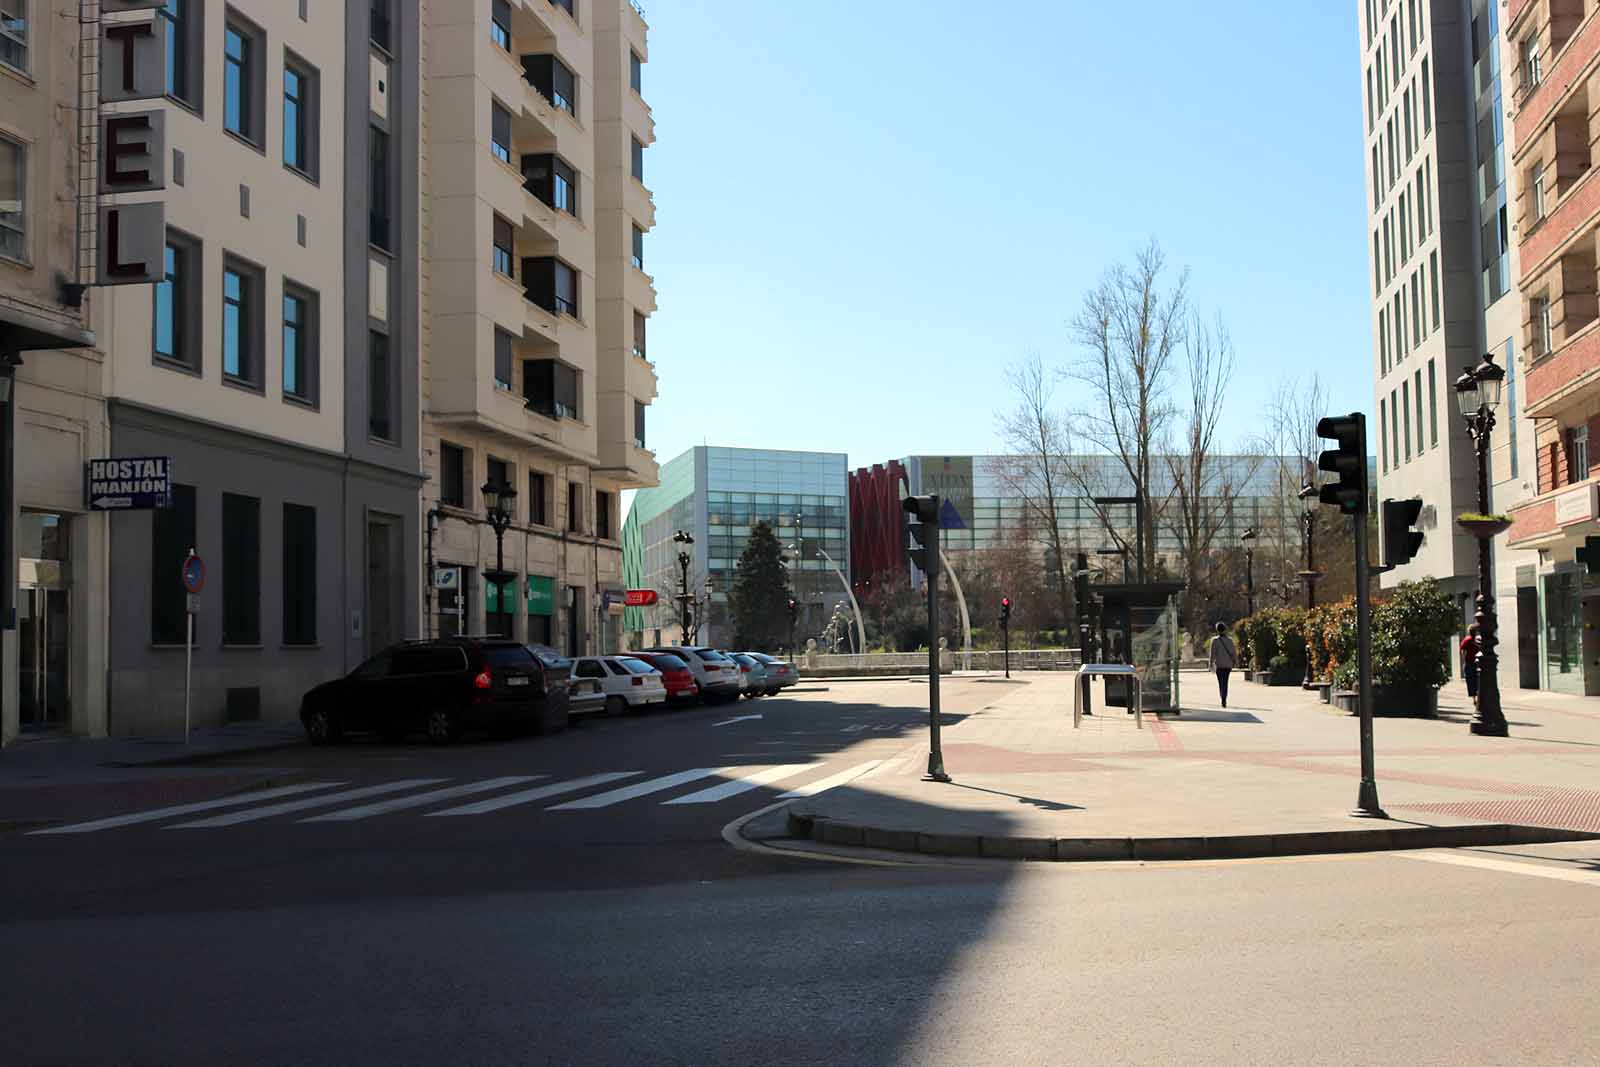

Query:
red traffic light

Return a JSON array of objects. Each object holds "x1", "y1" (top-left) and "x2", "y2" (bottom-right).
[{"x1": 1001, "y1": 597, "x2": 1011, "y2": 607}]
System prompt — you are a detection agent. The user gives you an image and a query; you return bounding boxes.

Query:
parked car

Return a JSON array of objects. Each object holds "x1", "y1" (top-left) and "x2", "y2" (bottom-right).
[
  {"x1": 299, "y1": 637, "x2": 569, "y2": 745},
  {"x1": 744, "y1": 652, "x2": 798, "y2": 695},
  {"x1": 728, "y1": 653, "x2": 770, "y2": 699},
  {"x1": 641, "y1": 646, "x2": 742, "y2": 704},
  {"x1": 633, "y1": 652, "x2": 700, "y2": 704},
  {"x1": 569, "y1": 655, "x2": 668, "y2": 716}
]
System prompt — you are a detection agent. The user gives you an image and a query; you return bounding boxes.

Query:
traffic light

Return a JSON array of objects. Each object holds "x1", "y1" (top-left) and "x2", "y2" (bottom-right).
[
  {"x1": 1578, "y1": 537, "x2": 1600, "y2": 575},
  {"x1": 1316, "y1": 413, "x2": 1369, "y2": 515},
  {"x1": 903, "y1": 494, "x2": 940, "y2": 574},
  {"x1": 1000, "y1": 597, "x2": 1012, "y2": 624},
  {"x1": 786, "y1": 597, "x2": 797, "y2": 619},
  {"x1": 1381, "y1": 498, "x2": 1425, "y2": 567}
]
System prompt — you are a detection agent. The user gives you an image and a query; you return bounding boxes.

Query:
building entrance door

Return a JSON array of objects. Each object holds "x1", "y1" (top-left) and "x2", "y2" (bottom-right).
[
  {"x1": 18, "y1": 574, "x2": 69, "y2": 730},
  {"x1": 367, "y1": 516, "x2": 402, "y2": 655}
]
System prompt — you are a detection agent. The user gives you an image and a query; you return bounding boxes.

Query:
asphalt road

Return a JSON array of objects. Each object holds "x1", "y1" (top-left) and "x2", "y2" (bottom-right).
[{"x1": 3, "y1": 678, "x2": 1599, "y2": 1065}]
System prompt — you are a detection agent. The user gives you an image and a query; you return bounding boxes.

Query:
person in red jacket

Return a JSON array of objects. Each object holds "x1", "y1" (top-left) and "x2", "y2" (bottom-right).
[{"x1": 1459, "y1": 624, "x2": 1480, "y2": 700}]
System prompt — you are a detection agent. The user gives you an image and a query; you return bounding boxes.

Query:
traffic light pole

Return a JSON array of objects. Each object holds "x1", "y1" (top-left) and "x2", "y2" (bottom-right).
[
  {"x1": 1352, "y1": 475, "x2": 1384, "y2": 818},
  {"x1": 1002, "y1": 615, "x2": 1010, "y2": 679},
  {"x1": 924, "y1": 523, "x2": 948, "y2": 783}
]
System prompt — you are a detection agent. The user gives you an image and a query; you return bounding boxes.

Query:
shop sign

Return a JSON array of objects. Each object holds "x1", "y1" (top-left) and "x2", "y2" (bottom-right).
[
  {"x1": 1556, "y1": 483, "x2": 1597, "y2": 526},
  {"x1": 84, "y1": 456, "x2": 171, "y2": 510},
  {"x1": 624, "y1": 589, "x2": 658, "y2": 607},
  {"x1": 101, "y1": 18, "x2": 167, "y2": 103},
  {"x1": 919, "y1": 456, "x2": 973, "y2": 530},
  {"x1": 526, "y1": 575, "x2": 555, "y2": 616}
]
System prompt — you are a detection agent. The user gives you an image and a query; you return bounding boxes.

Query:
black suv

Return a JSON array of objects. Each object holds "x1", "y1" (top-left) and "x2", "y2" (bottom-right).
[{"x1": 299, "y1": 638, "x2": 571, "y2": 745}]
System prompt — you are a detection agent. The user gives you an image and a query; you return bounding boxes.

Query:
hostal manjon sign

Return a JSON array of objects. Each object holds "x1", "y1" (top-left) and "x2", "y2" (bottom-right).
[{"x1": 85, "y1": 457, "x2": 172, "y2": 510}]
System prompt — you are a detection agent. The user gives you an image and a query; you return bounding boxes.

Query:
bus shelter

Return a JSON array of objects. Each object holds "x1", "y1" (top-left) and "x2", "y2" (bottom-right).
[{"x1": 1088, "y1": 582, "x2": 1184, "y2": 713}]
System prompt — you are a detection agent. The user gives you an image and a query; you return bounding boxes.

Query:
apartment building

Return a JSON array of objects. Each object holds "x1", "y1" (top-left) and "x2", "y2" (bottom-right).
[
  {"x1": 95, "y1": 0, "x2": 424, "y2": 733},
  {"x1": 420, "y1": 0, "x2": 658, "y2": 655},
  {"x1": 1359, "y1": 0, "x2": 1539, "y2": 688},
  {"x1": 0, "y1": 1, "x2": 104, "y2": 745},
  {"x1": 1502, "y1": 0, "x2": 1600, "y2": 694}
]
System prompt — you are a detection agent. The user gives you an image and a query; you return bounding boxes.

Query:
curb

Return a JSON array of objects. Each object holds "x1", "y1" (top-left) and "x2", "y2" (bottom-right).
[
  {"x1": 100, "y1": 738, "x2": 306, "y2": 768},
  {"x1": 783, "y1": 810, "x2": 1600, "y2": 862}
]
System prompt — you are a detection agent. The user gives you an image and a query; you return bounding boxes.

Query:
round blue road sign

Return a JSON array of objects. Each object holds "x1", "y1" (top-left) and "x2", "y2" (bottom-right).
[{"x1": 182, "y1": 554, "x2": 206, "y2": 594}]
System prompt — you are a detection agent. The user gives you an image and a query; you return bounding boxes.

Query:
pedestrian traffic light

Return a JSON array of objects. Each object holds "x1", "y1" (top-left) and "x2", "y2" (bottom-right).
[
  {"x1": 1316, "y1": 413, "x2": 1369, "y2": 515},
  {"x1": 786, "y1": 597, "x2": 797, "y2": 619},
  {"x1": 1000, "y1": 597, "x2": 1011, "y2": 624},
  {"x1": 1381, "y1": 498, "x2": 1425, "y2": 567},
  {"x1": 1578, "y1": 537, "x2": 1600, "y2": 575},
  {"x1": 903, "y1": 494, "x2": 940, "y2": 574}
]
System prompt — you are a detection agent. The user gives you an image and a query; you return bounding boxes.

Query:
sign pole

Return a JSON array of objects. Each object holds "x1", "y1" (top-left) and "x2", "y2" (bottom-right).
[
  {"x1": 180, "y1": 547, "x2": 205, "y2": 745},
  {"x1": 184, "y1": 610, "x2": 193, "y2": 745}
]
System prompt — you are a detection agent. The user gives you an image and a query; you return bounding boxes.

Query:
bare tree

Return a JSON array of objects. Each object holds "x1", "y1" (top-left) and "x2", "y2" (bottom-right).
[
  {"x1": 992, "y1": 351, "x2": 1076, "y2": 628},
  {"x1": 1260, "y1": 373, "x2": 1329, "y2": 604},
  {"x1": 1064, "y1": 241, "x2": 1187, "y2": 579}
]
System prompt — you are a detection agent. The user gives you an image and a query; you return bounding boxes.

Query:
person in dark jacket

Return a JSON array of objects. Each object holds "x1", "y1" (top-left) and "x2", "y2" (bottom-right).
[{"x1": 1208, "y1": 621, "x2": 1238, "y2": 708}]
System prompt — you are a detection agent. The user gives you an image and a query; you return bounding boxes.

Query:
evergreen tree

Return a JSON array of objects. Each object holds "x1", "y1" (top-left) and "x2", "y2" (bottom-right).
[{"x1": 730, "y1": 520, "x2": 793, "y2": 651}]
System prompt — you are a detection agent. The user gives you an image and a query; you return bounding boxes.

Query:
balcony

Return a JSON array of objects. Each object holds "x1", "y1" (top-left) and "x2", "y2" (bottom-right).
[
  {"x1": 1513, "y1": 7, "x2": 1600, "y2": 157},
  {"x1": 1527, "y1": 316, "x2": 1600, "y2": 415}
]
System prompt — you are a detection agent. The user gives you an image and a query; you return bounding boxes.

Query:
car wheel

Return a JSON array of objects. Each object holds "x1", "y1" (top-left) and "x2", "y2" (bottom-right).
[
  {"x1": 425, "y1": 706, "x2": 462, "y2": 745},
  {"x1": 303, "y1": 706, "x2": 342, "y2": 745},
  {"x1": 604, "y1": 694, "x2": 628, "y2": 717}
]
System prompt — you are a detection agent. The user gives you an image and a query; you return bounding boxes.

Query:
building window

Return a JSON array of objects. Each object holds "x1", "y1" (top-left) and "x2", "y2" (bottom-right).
[
  {"x1": 1427, "y1": 359, "x2": 1438, "y2": 448},
  {"x1": 1414, "y1": 369, "x2": 1424, "y2": 458},
  {"x1": 1421, "y1": 57, "x2": 1431, "y2": 133},
  {"x1": 370, "y1": 0, "x2": 391, "y2": 52},
  {"x1": 0, "y1": 0, "x2": 26, "y2": 73},
  {"x1": 224, "y1": 21, "x2": 260, "y2": 143},
  {"x1": 634, "y1": 400, "x2": 646, "y2": 449},
  {"x1": 1430, "y1": 250, "x2": 1441, "y2": 329},
  {"x1": 567, "y1": 480, "x2": 583, "y2": 533},
  {"x1": 493, "y1": 214, "x2": 515, "y2": 277},
  {"x1": 283, "y1": 284, "x2": 317, "y2": 402},
  {"x1": 521, "y1": 154, "x2": 578, "y2": 216},
  {"x1": 1379, "y1": 401, "x2": 1389, "y2": 474},
  {"x1": 494, "y1": 327, "x2": 513, "y2": 390},
  {"x1": 369, "y1": 127, "x2": 390, "y2": 250},
  {"x1": 1532, "y1": 162, "x2": 1547, "y2": 221},
  {"x1": 522, "y1": 256, "x2": 578, "y2": 316},
  {"x1": 1522, "y1": 36, "x2": 1541, "y2": 89},
  {"x1": 222, "y1": 493, "x2": 261, "y2": 645},
  {"x1": 160, "y1": 0, "x2": 197, "y2": 106},
  {"x1": 632, "y1": 224, "x2": 644, "y2": 270},
  {"x1": 631, "y1": 136, "x2": 644, "y2": 182},
  {"x1": 524, "y1": 358, "x2": 579, "y2": 420},
  {"x1": 491, "y1": 101, "x2": 512, "y2": 164},
  {"x1": 441, "y1": 442, "x2": 466, "y2": 508},
  {"x1": 1534, "y1": 294, "x2": 1552, "y2": 357},
  {"x1": 523, "y1": 54, "x2": 576, "y2": 116},
  {"x1": 222, "y1": 260, "x2": 262, "y2": 385},
  {"x1": 487, "y1": 456, "x2": 512, "y2": 512},
  {"x1": 1575, "y1": 425, "x2": 1590, "y2": 481},
  {"x1": 1401, "y1": 379, "x2": 1412, "y2": 462},
  {"x1": 551, "y1": 0, "x2": 574, "y2": 20},
  {"x1": 528, "y1": 471, "x2": 548, "y2": 525},
  {"x1": 491, "y1": 0, "x2": 511, "y2": 50},
  {"x1": 283, "y1": 57, "x2": 318, "y2": 178},
  {"x1": 630, "y1": 48, "x2": 641, "y2": 93},
  {"x1": 0, "y1": 134, "x2": 21, "y2": 261},
  {"x1": 633, "y1": 311, "x2": 647, "y2": 360},
  {"x1": 151, "y1": 484, "x2": 196, "y2": 644},
  {"x1": 368, "y1": 330, "x2": 392, "y2": 441},
  {"x1": 282, "y1": 503, "x2": 317, "y2": 646},
  {"x1": 595, "y1": 490, "x2": 612, "y2": 539},
  {"x1": 1504, "y1": 339, "x2": 1519, "y2": 479}
]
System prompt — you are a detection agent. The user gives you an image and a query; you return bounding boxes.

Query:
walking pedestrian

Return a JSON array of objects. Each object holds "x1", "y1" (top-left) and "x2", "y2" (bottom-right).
[
  {"x1": 1460, "y1": 623, "x2": 1480, "y2": 700},
  {"x1": 1208, "y1": 621, "x2": 1237, "y2": 708}
]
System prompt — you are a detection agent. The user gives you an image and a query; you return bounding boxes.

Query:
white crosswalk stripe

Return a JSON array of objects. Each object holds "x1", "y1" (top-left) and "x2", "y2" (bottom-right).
[
  {"x1": 28, "y1": 782, "x2": 347, "y2": 835},
  {"x1": 425, "y1": 772, "x2": 642, "y2": 816},
  {"x1": 776, "y1": 760, "x2": 882, "y2": 798},
  {"x1": 299, "y1": 776, "x2": 545, "y2": 822},
  {"x1": 546, "y1": 768, "x2": 723, "y2": 810},
  {"x1": 663, "y1": 764, "x2": 817, "y2": 805},
  {"x1": 168, "y1": 779, "x2": 448, "y2": 828}
]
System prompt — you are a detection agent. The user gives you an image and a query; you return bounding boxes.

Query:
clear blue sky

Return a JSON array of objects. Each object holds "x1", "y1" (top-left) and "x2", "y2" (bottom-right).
[{"x1": 639, "y1": 0, "x2": 1368, "y2": 476}]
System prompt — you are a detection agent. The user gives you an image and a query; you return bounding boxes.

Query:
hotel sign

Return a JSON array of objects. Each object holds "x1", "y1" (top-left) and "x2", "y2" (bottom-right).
[
  {"x1": 84, "y1": 456, "x2": 172, "y2": 510},
  {"x1": 96, "y1": 15, "x2": 168, "y2": 287},
  {"x1": 1556, "y1": 483, "x2": 1597, "y2": 526}
]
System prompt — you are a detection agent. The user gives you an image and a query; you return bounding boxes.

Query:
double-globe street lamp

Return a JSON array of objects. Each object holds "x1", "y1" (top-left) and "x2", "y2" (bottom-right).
[
  {"x1": 672, "y1": 530, "x2": 694, "y2": 644},
  {"x1": 1454, "y1": 352, "x2": 1510, "y2": 737},
  {"x1": 482, "y1": 480, "x2": 518, "y2": 638},
  {"x1": 1240, "y1": 527, "x2": 1258, "y2": 616},
  {"x1": 1297, "y1": 480, "x2": 1324, "y2": 688}
]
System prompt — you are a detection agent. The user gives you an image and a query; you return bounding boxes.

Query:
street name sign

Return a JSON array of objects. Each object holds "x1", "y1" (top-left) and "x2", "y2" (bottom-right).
[{"x1": 85, "y1": 456, "x2": 171, "y2": 510}]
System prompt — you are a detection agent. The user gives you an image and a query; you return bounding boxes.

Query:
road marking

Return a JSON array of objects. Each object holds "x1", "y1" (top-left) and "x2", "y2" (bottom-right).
[
  {"x1": 167, "y1": 779, "x2": 447, "y2": 828},
  {"x1": 776, "y1": 760, "x2": 883, "y2": 798},
  {"x1": 425, "y1": 772, "x2": 642, "y2": 816},
  {"x1": 28, "y1": 782, "x2": 347, "y2": 835},
  {"x1": 547, "y1": 768, "x2": 722, "y2": 810},
  {"x1": 1398, "y1": 849, "x2": 1600, "y2": 886},
  {"x1": 711, "y1": 714, "x2": 762, "y2": 727},
  {"x1": 663, "y1": 764, "x2": 817, "y2": 805},
  {"x1": 299, "y1": 776, "x2": 544, "y2": 822}
]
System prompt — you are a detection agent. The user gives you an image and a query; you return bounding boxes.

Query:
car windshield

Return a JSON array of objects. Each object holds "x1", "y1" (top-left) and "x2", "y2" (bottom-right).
[
  {"x1": 647, "y1": 653, "x2": 687, "y2": 670},
  {"x1": 693, "y1": 649, "x2": 732, "y2": 663},
  {"x1": 615, "y1": 657, "x2": 655, "y2": 674},
  {"x1": 482, "y1": 645, "x2": 535, "y2": 668}
]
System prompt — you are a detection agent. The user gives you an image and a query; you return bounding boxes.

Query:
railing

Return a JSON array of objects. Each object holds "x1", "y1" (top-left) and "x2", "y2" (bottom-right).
[{"x1": 804, "y1": 650, "x2": 1086, "y2": 672}]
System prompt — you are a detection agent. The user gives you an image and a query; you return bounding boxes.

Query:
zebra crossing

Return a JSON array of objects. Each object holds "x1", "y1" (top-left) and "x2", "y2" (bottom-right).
[{"x1": 27, "y1": 760, "x2": 883, "y2": 836}]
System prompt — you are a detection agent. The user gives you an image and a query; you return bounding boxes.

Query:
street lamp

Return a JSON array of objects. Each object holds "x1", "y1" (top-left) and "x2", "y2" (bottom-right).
[
  {"x1": 1240, "y1": 527, "x2": 1258, "y2": 616},
  {"x1": 1297, "y1": 481, "x2": 1324, "y2": 688},
  {"x1": 481, "y1": 479, "x2": 517, "y2": 638},
  {"x1": 672, "y1": 530, "x2": 694, "y2": 644},
  {"x1": 1454, "y1": 351, "x2": 1509, "y2": 737}
]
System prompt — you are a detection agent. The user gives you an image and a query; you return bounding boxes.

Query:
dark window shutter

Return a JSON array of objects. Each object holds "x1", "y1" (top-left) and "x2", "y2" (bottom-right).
[{"x1": 523, "y1": 257, "x2": 555, "y2": 312}]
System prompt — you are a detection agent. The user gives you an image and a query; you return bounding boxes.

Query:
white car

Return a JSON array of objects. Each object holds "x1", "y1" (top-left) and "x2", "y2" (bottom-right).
[{"x1": 570, "y1": 655, "x2": 667, "y2": 716}]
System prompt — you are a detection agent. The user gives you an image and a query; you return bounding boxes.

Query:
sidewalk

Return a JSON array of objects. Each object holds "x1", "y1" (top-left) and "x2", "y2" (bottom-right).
[
  {"x1": 767, "y1": 671, "x2": 1600, "y2": 861},
  {"x1": 0, "y1": 723, "x2": 306, "y2": 832}
]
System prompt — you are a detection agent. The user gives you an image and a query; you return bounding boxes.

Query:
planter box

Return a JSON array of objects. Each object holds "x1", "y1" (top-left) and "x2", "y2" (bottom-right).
[
  {"x1": 1317, "y1": 683, "x2": 1332, "y2": 704},
  {"x1": 1330, "y1": 687, "x2": 1439, "y2": 716},
  {"x1": 1333, "y1": 689, "x2": 1358, "y2": 713},
  {"x1": 1268, "y1": 666, "x2": 1303, "y2": 686}
]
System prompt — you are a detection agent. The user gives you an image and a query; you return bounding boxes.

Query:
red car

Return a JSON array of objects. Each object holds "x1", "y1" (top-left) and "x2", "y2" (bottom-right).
[{"x1": 633, "y1": 652, "x2": 699, "y2": 704}]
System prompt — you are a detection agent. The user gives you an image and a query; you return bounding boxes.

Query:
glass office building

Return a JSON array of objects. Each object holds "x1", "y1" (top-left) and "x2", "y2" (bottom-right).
[{"x1": 622, "y1": 447, "x2": 850, "y2": 649}]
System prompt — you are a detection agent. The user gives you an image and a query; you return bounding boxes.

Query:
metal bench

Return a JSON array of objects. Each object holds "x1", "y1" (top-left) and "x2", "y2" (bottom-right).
[{"x1": 1073, "y1": 663, "x2": 1143, "y2": 730}]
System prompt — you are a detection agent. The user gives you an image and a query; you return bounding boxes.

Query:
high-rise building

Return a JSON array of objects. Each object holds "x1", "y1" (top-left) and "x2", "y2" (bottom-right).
[
  {"x1": 621, "y1": 447, "x2": 851, "y2": 650},
  {"x1": 421, "y1": 0, "x2": 658, "y2": 656},
  {"x1": 1502, "y1": 0, "x2": 1600, "y2": 694},
  {"x1": 1359, "y1": 0, "x2": 1538, "y2": 687}
]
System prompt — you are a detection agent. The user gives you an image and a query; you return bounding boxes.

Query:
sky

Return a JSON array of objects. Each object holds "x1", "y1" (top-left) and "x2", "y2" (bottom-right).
[{"x1": 637, "y1": 1, "x2": 1368, "y2": 483}]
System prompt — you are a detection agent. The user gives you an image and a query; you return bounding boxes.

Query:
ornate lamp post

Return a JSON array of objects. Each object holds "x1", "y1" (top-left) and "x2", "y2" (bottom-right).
[
  {"x1": 1297, "y1": 481, "x2": 1324, "y2": 688},
  {"x1": 1240, "y1": 527, "x2": 1258, "y2": 616},
  {"x1": 1454, "y1": 352, "x2": 1509, "y2": 737},
  {"x1": 481, "y1": 479, "x2": 518, "y2": 638},
  {"x1": 672, "y1": 530, "x2": 694, "y2": 643}
]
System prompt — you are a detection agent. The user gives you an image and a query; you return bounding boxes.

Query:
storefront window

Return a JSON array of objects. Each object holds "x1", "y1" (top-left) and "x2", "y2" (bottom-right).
[{"x1": 1543, "y1": 572, "x2": 1581, "y2": 680}]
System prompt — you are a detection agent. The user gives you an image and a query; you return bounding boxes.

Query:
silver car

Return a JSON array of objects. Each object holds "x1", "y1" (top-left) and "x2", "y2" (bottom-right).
[{"x1": 641, "y1": 646, "x2": 742, "y2": 704}]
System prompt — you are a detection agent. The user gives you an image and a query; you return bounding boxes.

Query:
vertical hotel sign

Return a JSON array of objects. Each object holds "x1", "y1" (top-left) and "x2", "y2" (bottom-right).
[{"x1": 96, "y1": 0, "x2": 170, "y2": 286}]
